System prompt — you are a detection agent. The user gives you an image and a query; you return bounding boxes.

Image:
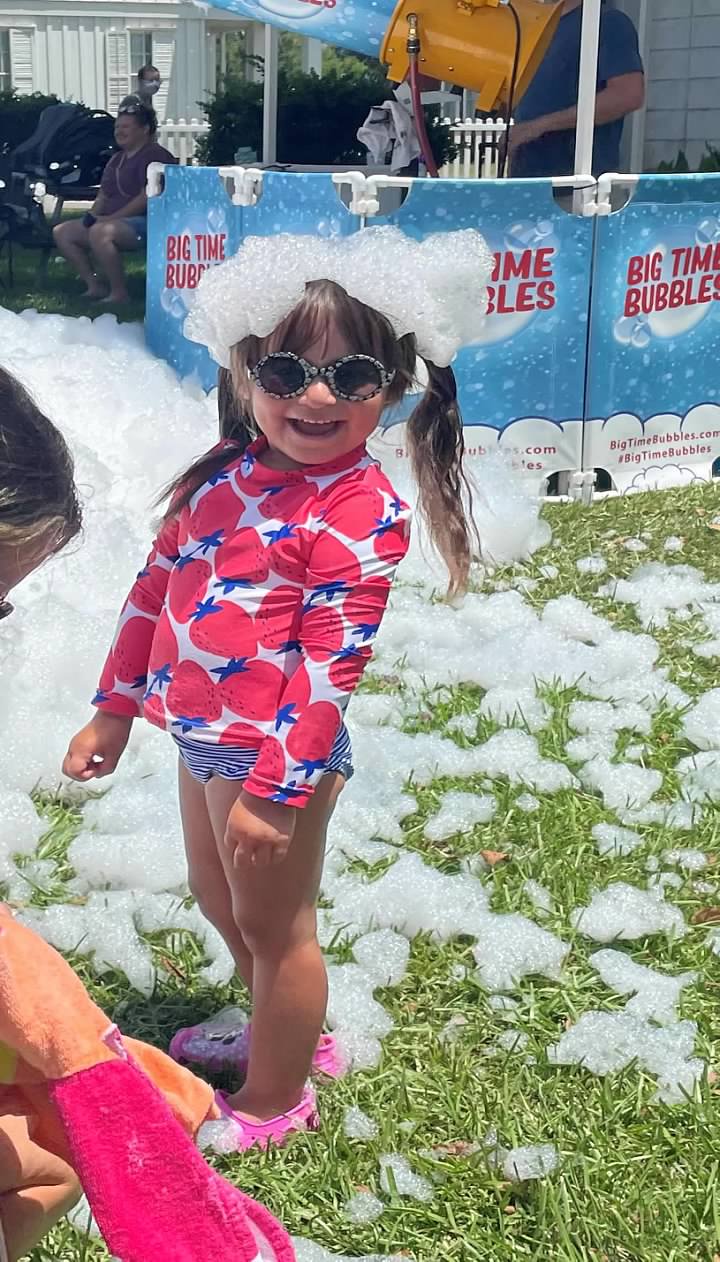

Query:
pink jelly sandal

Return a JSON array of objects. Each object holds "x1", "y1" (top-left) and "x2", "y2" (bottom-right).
[
  {"x1": 214, "y1": 1084, "x2": 320, "y2": 1151},
  {"x1": 170, "y1": 1010, "x2": 348, "y2": 1079}
]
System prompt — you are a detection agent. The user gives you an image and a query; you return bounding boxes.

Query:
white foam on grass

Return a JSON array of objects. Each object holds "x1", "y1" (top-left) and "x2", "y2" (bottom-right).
[
  {"x1": 197, "y1": 1118, "x2": 246, "y2": 1155},
  {"x1": 648, "y1": 872, "x2": 684, "y2": 893},
  {"x1": 424, "y1": 790, "x2": 496, "y2": 842},
  {"x1": 523, "y1": 879, "x2": 553, "y2": 914},
  {"x1": 569, "y1": 701, "x2": 651, "y2": 737},
  {"x1": 566, "y1": 732, "x2": 618, "y2": 763},
  {"x1": 479, "y1": 686, "x2": 550, "y2": 733},
  {"x1": 600, "y1": 562, "x2": 720, "y2": 630},
  {"x1": 378, "y1": 1155, "x2": 433, "y2": 1202},
  {"x1": 677, "y1": 750, "x2": 720, "y2": 804},
  {"x1": 591, "y1": 823, "x2": 644, "y2": 857},
  {"x1": 590, "y1": 949, "x2": 696, "y2": 1024},
  {"x1": 293, "y1": 1243, "x2": 403, "y2": 1262},
  {"x1": 343, "y1": 1107, "x2": 379, "y2": 1141},
  {"x1": 577, "y1": 555, "x2": 607, "y2": 575},
  {"x1": 572, "y1": 883, "x2": 686, "y2": 942},
  {"x1": 683, "y1": 689, "x2": 720, "y2": 751},
  {"x1": 502, "y1": 1144, "x2": 558, "y2": 1182},
  {"x1": 473, "y1": 914, "x2": 569, "y2": 992},
  {"x1": 515, "y1": 793, "x2": 540, "y2": 813},
  {"x1": 19, "y1": 890, "x2": 235, "y2": 994},
  {"x1": 344, "y1": 1193, "x2": 385, "y2": 1224},
  {"x1": 580, "y1": 760, "x2": 663, "y2": 814},
  {"x1": 352, "y1": 929, "x2": 410, "y2": 987},
  {"x1": 498, "y1": 1029, "x2": 529, "y2": 1053},
  {"x1": 0, "y1": 788, "x2": 45, "y2": 882},
  {"x1": 489, "y1": 994, "x2": 518, "y2": 1011},
  {"x1": 548, "y1": 1011, "x2": 703, "y2": 1104},
  {"x1": 663, "y1": 848, "x2": 708, "y2": 872}
]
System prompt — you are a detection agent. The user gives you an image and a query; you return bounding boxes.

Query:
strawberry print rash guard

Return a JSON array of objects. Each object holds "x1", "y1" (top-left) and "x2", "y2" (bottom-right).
[{"x1": 94, "y1": 438, "x2": 411, "y2": 806}]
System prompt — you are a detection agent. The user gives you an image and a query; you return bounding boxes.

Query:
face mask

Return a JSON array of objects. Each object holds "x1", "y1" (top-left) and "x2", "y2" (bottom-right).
[{"x1": 142, "y1": 81, "x2": 160, "y2": 95}]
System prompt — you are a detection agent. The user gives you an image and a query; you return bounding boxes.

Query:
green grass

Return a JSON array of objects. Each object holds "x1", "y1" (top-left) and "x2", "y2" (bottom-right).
[
  {"x1": 1, "y1": 233, "x2": 145, "y2": 323},
  {"x1": 13, "y1": 481, "x2": 720, "y2": 1262}
]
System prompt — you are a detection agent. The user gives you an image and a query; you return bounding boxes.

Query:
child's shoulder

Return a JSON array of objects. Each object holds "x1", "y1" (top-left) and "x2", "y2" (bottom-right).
[
  {"x1": 321, "y1": 455, "x2": 409, "y2": 507},
  {"x1": 316, "y1": 458, "x2": 411, "y2": 545}
]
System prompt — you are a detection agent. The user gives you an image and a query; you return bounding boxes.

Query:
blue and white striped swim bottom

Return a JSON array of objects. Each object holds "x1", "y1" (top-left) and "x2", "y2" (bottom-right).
[{"x1": 173, "y1": 724, "x2": 354, "y2": 785}]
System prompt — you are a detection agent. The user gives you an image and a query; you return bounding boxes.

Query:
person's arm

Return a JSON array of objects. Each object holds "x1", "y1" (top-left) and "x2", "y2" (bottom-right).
[
  {"x1": 510, "y1": 10, "x2": 644, "y2": 155},
  {"x1": 63, "y1": 513, "x2": 180, "y2": 782},
  {"x1": 90, "y1": 189, "x2": 109, "y2": 216},
  {"x1": 246, "y1": 482, "x2": 411, "y2": 808},
  {"x1": 509, "y1": 73, "x2": 644, "y2": 153},
  {"x1": 93, "y1": 512, "x2": 180, "y2": 717}
]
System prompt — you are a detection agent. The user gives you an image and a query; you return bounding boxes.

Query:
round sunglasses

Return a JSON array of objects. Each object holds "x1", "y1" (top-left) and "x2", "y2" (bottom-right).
[{"x1": 250, "y1": 352, "x2": 395, "y2": 403}]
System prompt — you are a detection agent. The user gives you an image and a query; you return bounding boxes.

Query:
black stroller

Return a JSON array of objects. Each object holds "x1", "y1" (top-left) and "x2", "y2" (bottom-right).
[{"x1": 0, "y1": 102, "x2": 115, "y2": 288}]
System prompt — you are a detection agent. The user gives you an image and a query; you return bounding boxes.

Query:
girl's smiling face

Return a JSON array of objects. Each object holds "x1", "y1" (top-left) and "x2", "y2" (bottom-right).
[{"x1": 248, "y1": 327, "x2": 390, "y2": 471}]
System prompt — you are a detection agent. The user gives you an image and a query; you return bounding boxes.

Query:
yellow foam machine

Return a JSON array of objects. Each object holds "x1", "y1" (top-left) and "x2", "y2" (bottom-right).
[{"x1": 381, "y1": 0, "x2": 562, "y2": 112}]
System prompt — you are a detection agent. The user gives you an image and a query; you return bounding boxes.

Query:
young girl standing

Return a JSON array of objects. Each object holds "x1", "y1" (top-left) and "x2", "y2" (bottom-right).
[{"x1": 64, "y1": 225, "x2": 489, "y2": 1150}]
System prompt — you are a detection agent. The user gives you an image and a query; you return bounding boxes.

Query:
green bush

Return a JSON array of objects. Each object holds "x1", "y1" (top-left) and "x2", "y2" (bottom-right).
[
  {"x1": 656, "y1": 144, "x2": 720, "y2": 174},
  {"x1": 0, "y1": 90, "x2": 60, "y2": 155},
  {"x1": 196, "y1": 53, "x2": 456, "y2": 170}
]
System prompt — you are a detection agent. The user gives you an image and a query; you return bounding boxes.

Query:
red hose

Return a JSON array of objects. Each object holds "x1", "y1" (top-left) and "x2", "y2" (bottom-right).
[{"x1": 409, "y1": 55, "x2": 439, "y2": 178}]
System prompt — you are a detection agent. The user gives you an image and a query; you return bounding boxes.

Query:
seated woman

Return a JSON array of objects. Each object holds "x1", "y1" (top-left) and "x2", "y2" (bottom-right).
[{"x1": 52, "y1": 102, "x2": 175, "y2": 305}]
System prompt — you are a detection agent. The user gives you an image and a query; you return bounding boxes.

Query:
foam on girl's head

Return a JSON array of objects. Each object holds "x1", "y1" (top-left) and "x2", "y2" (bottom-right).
[{"x1": 185, "y1": 226, "x2": 493, "y2": 369}]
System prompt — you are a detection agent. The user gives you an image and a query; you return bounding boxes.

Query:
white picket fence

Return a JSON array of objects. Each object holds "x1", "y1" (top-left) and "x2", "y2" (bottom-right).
[
  {"x1": 156, "y1": 115, "x2": 511, "y2": 178},
  {"x1": 439, "y1": 116, "x2": 512, "y2": 180},
  {"x1": 158, "y1": 118, "x2": 210, "y2": 165}
]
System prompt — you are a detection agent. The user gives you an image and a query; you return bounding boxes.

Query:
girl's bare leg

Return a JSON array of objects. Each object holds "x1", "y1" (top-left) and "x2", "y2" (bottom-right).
[
  {"x1": 0, "y1": 1115, "x2": 80, "y2": 1262},
  {"x1": 178, "y1": 760, "x2": 254, "y2": 989},
  {"x1": 204, "y1": 774, "x2": 342, "y2": 1121}
]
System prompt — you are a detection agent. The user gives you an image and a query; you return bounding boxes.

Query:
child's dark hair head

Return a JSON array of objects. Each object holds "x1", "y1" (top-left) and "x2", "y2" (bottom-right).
[
  {"x1": 0, "y1": 367, "x2": 82, "y2": 558},
  {"x1": 166, "y1": 280, "x2": 475, "y2": 595}
]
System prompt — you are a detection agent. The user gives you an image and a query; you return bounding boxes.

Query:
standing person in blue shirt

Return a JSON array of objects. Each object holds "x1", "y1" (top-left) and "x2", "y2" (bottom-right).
[{"x1": 508, "y1": 0, "x2": 644, "y2": 177}]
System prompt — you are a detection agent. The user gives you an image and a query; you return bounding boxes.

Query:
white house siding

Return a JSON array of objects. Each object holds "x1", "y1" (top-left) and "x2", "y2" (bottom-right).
[
  {"x1": 0, "y1": 0, "x2": 211, "y2": 122},
  {"x1": 642, "y1": 0, "x2": 720, "y2": 170}
]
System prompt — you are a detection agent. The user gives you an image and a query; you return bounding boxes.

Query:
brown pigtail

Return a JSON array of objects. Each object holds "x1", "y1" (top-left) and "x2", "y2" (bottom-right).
[
  {"x1": 157, "y1": 367, "x2": 257, "y2": 521},
  {"x1": 405, "y1": 361, "x2": 476, "y2": 598}
]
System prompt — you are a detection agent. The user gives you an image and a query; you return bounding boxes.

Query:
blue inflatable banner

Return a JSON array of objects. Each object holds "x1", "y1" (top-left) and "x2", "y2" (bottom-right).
[
  {"x1": 585, "y1": 174, "x2": 720, "y2": 491},
  {"x1": 146, "y1": 167, "x2": 591, "y2": 485},
  {"x1": 190, "y1": 0, "x2": 395, "y2": 58}
]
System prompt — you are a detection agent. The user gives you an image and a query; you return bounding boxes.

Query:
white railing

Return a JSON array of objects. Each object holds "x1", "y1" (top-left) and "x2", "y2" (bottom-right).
[
  {"x1": 156, "y1": 114, "x2": 511, "y2": 178},
  {"x1": 158, "y1": 118, "x2": 210, "y2": 165},
  {"x1": 439, "y1": 116, "x2": 512, "y2": 180}
]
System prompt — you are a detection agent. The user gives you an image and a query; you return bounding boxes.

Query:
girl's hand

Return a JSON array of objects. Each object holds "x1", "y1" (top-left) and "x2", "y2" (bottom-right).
[
  {"x1": 226, "y1": 791, "x2": 296, "y2": 869},
  {"x1": 62, "y1": 713, "x2": 133, "y2": 781}
]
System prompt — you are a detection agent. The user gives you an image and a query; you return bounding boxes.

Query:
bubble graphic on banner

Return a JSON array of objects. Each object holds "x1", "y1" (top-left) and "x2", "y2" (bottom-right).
[
  {"x1": 207, "y1": 207, "x2": 227, "y2": 235},
  {"x1": 614, "y1": 315, "x2": 651, "y2": 350},
  {"x1": 235, "y1": 0, "x2": 326, "y2": 19},
  {"x1": 160, "y1": 288, "x2": 186, "y2": 321},
  {"x1": 504, "y1": 220, "x2": 554, "y2": 252},
  {"x1": 696, "y1": 217, "x2": 720, "y2": 249}
]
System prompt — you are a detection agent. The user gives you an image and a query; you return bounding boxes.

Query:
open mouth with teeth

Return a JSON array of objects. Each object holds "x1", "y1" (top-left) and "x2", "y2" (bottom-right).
[{"x1": 288, "y1": 417, "x2": 343, "y2": 438}]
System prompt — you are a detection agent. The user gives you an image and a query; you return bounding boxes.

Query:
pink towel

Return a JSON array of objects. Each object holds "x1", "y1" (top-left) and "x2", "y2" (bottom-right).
[{"x1": 52, "y1": 1058, "x2": 295, "y2": 1262}]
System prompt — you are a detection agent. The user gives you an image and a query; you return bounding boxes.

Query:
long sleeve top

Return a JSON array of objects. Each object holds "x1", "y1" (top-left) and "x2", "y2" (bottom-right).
[{"x1": 93, "y1": 437, "x2": 411, "y2": 806}]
